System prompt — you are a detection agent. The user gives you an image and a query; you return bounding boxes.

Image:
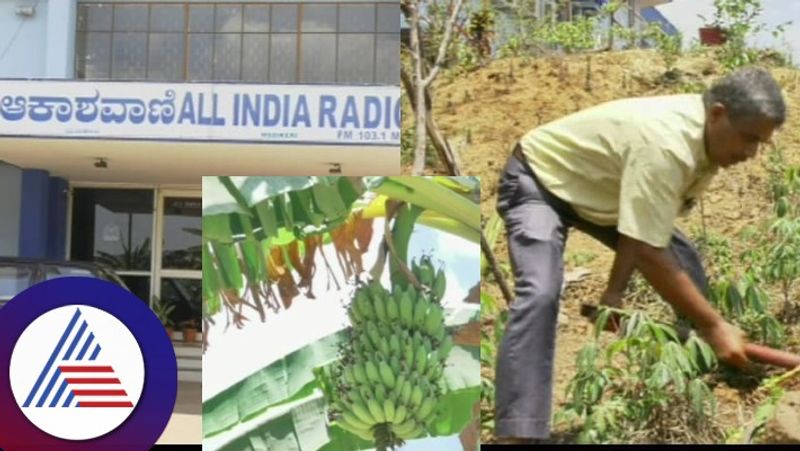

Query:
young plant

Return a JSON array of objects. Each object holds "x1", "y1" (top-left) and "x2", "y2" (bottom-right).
[
  {"x1": 479, "y1": 292, "x2": 507, "y2": 434},
  {"x1": 709, "y1": 274, "x2": 785, "y2": 348},
  {"x1": 694, "y1": 230, "x2": 734, "y2": 278},
  {"x1": 465, "y1": 2, "x2": 495, "y2": 62},
  {"x1": 724, "y1": 368, "x2": 792, "y2": 443},
  {"x1": 566, "y1": 250, "x2": 597, "y2": 268},
  {"x1": 766, "y1": 144, "x2": 788, "y2": 203},
  {"x1": 556, "y1": 309, "x2": 720, "y2": 443},
  {"x1": 644, "y1": 24, "x2": 683, "y2": 74},
  {"x1": 546, "y1": 15, "x2": 599, "y2": 54},
  {"x1": 764, "y1": 165, "x2": 800, "y2": 316},
  {"x1": 700, "y1": 0, "x2": 792, "y2": 71},
  {"x1": 610, "y1": 24, "x2": 640, "y2": 50}
]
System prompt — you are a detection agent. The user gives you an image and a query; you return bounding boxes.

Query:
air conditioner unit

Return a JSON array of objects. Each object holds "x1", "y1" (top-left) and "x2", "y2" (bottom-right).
[{"x1": 15, "y1": 4, "x2": 36, "y2": 17}]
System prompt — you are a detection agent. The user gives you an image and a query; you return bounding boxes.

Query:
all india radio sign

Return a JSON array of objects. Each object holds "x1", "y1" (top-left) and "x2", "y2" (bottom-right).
[{"x1": 0, "y1": 81, "x2": 401, "y2": 146}]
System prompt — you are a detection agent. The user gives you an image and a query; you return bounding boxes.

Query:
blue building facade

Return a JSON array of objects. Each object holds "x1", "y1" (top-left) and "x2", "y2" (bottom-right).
[{"x1": 0, "y1": 0, "x2": 76, "y2": 258}]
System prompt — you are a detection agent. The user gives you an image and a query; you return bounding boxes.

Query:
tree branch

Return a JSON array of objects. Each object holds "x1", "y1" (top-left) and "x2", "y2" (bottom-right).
[
  {"x1": 422, "y1": 0, "x2": 464, "y2": 87},
  {"x1": 481, "y1": 228, "x2": 514, "y2": 307}
]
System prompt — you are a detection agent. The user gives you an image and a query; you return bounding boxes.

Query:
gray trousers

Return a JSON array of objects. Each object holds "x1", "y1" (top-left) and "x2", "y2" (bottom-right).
[{"x1": 494, "y1": 149, "x2": 709, "y2": 439}]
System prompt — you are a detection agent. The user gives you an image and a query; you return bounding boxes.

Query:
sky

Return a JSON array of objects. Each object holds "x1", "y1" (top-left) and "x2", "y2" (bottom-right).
[
  {"x1": 202, "y1": 218, "x2": 479, "y2": 451},
  {"x1": 657, "y1": 0, "x2": 800, "y2": 65}
]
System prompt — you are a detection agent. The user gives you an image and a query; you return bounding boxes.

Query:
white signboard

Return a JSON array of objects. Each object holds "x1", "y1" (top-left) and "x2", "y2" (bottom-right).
[{"x1": 0, "y1": 81, "x2": 401, "y2": 146}]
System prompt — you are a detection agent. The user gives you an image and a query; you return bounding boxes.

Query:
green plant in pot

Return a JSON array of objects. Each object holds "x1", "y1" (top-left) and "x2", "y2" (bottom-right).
[
  {"x1": 152, "y1": 295, "x2": 176, "y2": 339},
  {"x1": 697, "y1": 0, "x2": 753, "y2": 46}
]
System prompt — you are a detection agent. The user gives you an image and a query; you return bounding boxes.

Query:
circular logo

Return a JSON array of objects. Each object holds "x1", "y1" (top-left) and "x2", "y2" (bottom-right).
[
  {"x1": 9, "y1": 305, "x2": 146, "y2": 440},
  {"x1": 0, "y1": 277, "x2": 177, "y2": 450}
]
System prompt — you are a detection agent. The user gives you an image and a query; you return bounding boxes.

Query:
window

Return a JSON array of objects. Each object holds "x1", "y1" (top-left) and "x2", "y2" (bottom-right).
[
  {"x1": 0, "y1": 265, "x2": 33, "y2": 302},
  {"x1": 76, "y1": 2, "x2": 400, "y2": 84},
  {"x1": 337, "y1": 34, "x2": 374, "y2": 83},
  {"x1": 43, "y1": 266, "x2": 94, "y2": 280},
  {"x1": 161, "y1": 278, "x2": 202, "y2": 329},
  {"x1": 70, "y1": 188, "x2": 154, "y2": 303},
  {"x1": 161, "y1": 198, "x2": 201, "y2": 271}
]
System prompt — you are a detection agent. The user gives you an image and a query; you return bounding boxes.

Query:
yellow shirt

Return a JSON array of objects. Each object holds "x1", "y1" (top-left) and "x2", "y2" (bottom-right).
[{"x1": 520, "y1": 94, "x2": 718, "y2": 248}]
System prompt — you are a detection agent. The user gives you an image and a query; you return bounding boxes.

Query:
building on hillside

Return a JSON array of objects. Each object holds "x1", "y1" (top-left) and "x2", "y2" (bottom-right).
[{"x1": 401, "y1": 0, "x2": 678, "y2": 52}]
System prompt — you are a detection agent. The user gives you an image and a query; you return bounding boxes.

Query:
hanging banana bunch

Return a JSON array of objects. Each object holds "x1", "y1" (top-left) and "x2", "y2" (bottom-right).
[{"x1": 327, "y1": 256, "x2": 452, "y2": 450}]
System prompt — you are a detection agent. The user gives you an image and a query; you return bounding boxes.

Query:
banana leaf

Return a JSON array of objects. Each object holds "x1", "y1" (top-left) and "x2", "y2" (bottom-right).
[
  {"x1": 207, "y1": 354, "x2": 479, "y2": 451},
  {"x1": 210, "y1": 385, "x2": 480, "y2": 451},
  {"x1": 203, "y1": 177, "x2": 250, "y2": 216},
  {"x1": 203, "y1": 176, "x2": 364, "y2": 245},
  {"x1": 432, "y1": 176, "x2": 476, "y2": 192},
  {"x1": 365, "y1": 177, "x2": 480, "y2": 233},
  {"x1": 229, "y1": 176, "x2": 342, "y2": 207},
  {"x1": 208, "y1": 392, "x2": 333, "y2": 451},
  {"x1": 203, "y1": 333, "x2": 343, "y2": 437},
  {"x1": 203, "y1": 176, "x2": 337, "y2": 215}
]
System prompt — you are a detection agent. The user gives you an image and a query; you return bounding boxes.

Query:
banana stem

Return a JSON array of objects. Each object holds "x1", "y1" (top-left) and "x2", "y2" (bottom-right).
[
  {"x1": 372, "y1": 177, "x2": 480, "y2": 233},
  {"x1": 373, "y1": 423, "x2": 394, "y2": 451},
  {"x1": 361, "y1": 195, "x2": 479, "y2": 243},
  {"x1": 385, "y1": 201, "x2": 423, "y2": 290},
  {"x1": 369, "y1": 241, "x2": 389, "y2": 282}
]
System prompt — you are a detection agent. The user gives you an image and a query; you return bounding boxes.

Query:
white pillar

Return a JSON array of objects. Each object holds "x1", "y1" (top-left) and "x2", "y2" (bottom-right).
[{"x1": 45, "y1": 0, "x2": 77, "y2": 78}]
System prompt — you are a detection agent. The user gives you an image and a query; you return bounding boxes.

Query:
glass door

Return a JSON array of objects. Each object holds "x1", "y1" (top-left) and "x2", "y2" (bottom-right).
[
  {"x1": 70, "y1": 188, "x2": 154, "y2": 303},
  {"x1": 153, "y1": 191, "x2": 202, "y2": 339}
]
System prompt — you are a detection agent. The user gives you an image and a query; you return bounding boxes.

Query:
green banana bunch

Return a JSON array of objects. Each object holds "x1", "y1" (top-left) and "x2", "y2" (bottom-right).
[
  {"x1": 410, "y1": 256, "x2": 447, "y2": 304},
  {"x1": 329, "y1": 272, "x2": 454, "y2": 449}
]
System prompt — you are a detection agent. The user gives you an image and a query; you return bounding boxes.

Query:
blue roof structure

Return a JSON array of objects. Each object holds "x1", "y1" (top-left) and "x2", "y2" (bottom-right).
[{"x1": 641, "y1": 6, "x2": 680, "y2": 36}]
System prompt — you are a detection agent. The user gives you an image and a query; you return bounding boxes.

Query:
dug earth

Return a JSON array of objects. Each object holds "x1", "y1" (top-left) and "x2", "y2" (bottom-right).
[{"x1": 763, "y1": 391, "x2": 800, "y2": 444}]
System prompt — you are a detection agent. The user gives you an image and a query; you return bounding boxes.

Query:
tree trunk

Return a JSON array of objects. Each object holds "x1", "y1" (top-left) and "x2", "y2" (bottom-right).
[
  {"x1": 409, "y1": 2, "x2": 428, "y2": 175},
  {"x1": 401, "y1": 0, "x2": 464, "y2": 175},
  {"x1": 400, "y1": 69, "x2": 462, "y2": 175}
]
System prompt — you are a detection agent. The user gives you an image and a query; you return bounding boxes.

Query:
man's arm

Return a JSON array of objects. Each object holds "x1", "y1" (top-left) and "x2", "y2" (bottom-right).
[
  {"x1": 627, "y1": 235, "x2": 749, "y2": 368},
  {"x1": 600, "y1": 235, "x2": 638, "y2": 307}
]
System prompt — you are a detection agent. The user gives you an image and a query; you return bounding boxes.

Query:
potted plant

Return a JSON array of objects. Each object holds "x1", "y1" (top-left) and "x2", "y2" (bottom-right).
[
  {"x1": 698, "y1": 25, "x2": 727, "y2": 46},
  {"x1": 698, "y1": 0, "x2": 737, "y2": 46},
  {"x1": 698, "y1": 15, "x2": 727, "y2": 46},
  {"x1": 151, "y1": 295, "x2": 176, "y2": 340},
  {"x1": 181, "y1": 319, "x2": 199, "y2": 344},
  {"x1": 699, "y1": 0, "x2": 767, "y2": 47}
]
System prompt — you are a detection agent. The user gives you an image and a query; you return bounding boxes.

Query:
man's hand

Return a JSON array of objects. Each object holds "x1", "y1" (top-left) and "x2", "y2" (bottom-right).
[
  {"x1": 624, "y1": 235, "x2": 750, "y2": 370},
  {"x1": 697, "y1": 320, "x2": 749, "y2": 369}
]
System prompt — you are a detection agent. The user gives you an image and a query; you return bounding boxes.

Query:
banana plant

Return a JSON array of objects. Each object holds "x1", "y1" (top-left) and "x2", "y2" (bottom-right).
[{"x1": 202, "y1": 176, "x2": 479, "y2": 338}]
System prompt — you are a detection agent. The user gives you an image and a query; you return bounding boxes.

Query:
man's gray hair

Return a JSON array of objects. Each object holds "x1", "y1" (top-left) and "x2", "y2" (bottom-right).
[{"x1": 703, "y1": 67, "x2": 786, "y2": 126}]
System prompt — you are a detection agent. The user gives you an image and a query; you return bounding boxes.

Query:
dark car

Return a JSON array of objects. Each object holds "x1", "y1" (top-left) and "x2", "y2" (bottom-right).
[{"x1": 0, "y1": 257, "x2": 127, "y2": 308}]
